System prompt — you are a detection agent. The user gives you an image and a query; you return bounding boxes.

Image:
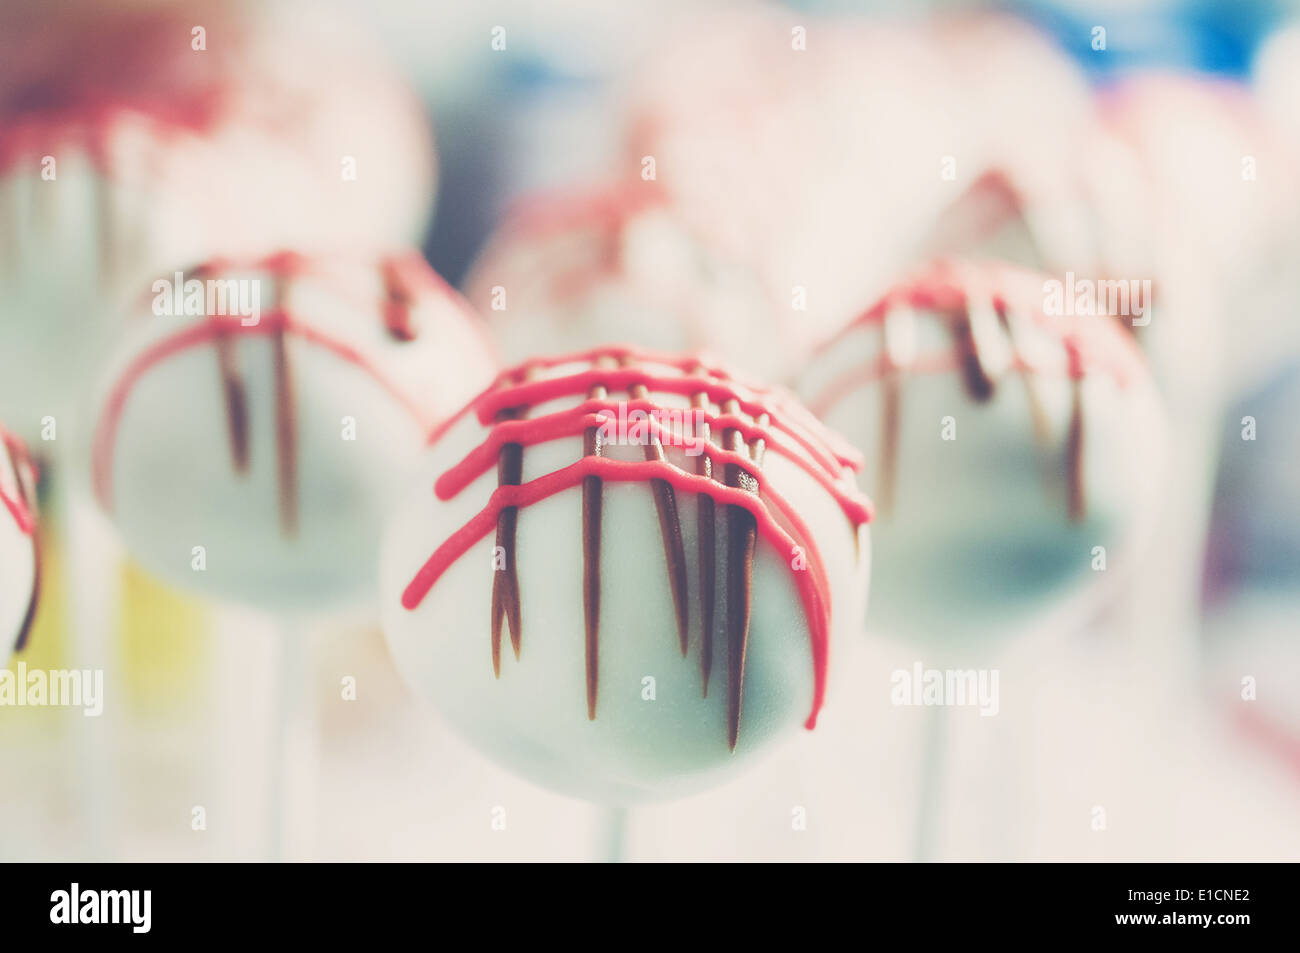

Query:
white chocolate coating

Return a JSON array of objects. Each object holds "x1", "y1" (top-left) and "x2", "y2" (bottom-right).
[
  {"x1": 92, "y1": 253, "x2": 496, "y2": 612},
  {"x1": 0, "y1": 429, "x2": 38, "y2": 659},
  {"x1": 797, "y1": 261, "x2": 1166, "y2": 642},
  {"x1": 0, "y1": 0, "x2": 435, "y2": 442},
  {"x1": 381, "y1": 350, "x2": 870, "y2": 803}
]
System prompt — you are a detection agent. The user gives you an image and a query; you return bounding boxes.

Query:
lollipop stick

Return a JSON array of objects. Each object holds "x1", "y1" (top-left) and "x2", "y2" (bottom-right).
[
  {"x1": 269, "y1": 615, "x2": 319, "y2": 861},
  {"x1": 211, "y1": 605, "x2": 274, "y2": 860},
  {"x1": 910, "y1": 704, "x2": 948, "y2": 862},
  {"x1": 598, "y1": 805, "x2": 629, "y2": 863},
  {"x1": 211, "y1": 609, "x2": 319, "y2": 860},
  {"x1": 56, "y1": 472, "x2": 124, "y2": 859}
]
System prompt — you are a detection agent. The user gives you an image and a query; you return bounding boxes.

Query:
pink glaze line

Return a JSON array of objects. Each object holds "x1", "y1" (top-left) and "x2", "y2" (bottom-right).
[
  {"x1": 806, "y1": 259, "x2": 1150, "y2": 416},
  {"x1": 402, "y1": 455, "x2": 840, "y2": 729},
  {"x1": 92, "y1": 310, "x2": 432, "y2": 509},
  {"x1": 434, "y1": 398, "x2": 871, "y2": 526},
  {"x1": 477, "y1": 369, "x2": 853, "y2": 477},
  {"x1": 425, "y1": 359, "x2": 865, "y2": 474},
  {"x1": 408, "y1": 345, "x2": 874, "y2": 731},
  {"x1": 0, "y1": 429, "x2": 35, "y2": 536}
]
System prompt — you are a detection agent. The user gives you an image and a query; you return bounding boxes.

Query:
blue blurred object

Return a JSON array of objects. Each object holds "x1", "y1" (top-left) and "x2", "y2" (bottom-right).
[
  {"x1": 424, "y1": 47, "x2": 623, "y2": 287},
  {"x1": 1012, "y1": 0, "x2": 1285, "y2": 80},
  {"x1": 1204, "y1": 360, "x2": 1300, "y2": 604}
]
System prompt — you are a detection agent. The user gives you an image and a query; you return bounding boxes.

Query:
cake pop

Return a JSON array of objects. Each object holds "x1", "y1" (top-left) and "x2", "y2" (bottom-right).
[
  {"x1": 0, "y1": 0, "x2": 435, "y2": 442},
  {"x1": 1087, "y1": 74, "x2": 1299, "y2": 393},
  {"x1": 464, "y1": 185, "x2": 785, "y2": 377},
  {"x1": 381, "y1": 346, "x2": 871, "y2": 803},
  {"x1": 797, "y1": 259, "x2": 1165, "y2": 640},
  {"x1": 624, "y1": 9, "x2": 1093, "y2": 373},
  {"x1": 91, "y1": 251, "x2": 496, "y2": 611},
  {"x1": 0, "y1": 425, "x2": 39, "y2": 658},
  {"x1": 1256, "y1": 23, "x2": 1300, "y2": 152},
  {"x1": 915, "y1": 14, "x2": 1100, "y2": 273}
]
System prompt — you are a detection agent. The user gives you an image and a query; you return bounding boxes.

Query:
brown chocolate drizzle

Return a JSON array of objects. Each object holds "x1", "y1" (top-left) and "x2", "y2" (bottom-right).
[
  {"x1": 873, "y1": 288, "x2": 1088, "y2": 523},
  {"x1": 213, "y1": 328, "x2": 251, "y2": 473},
  {"x1": 270, "y1": 325, "x2": 299, "y2": 537},
  {"x1": 722, "y1": 399, "x2": 761, "y2": 751},
  {"x1": 692, "y1": 386, "x2": 716, "y2": 697},
  {"x1": 421, "y1": 347, "x2": 873, "y2": 748},
  {"x1": 998, "y1": 304, "x2": 1051, "y2": 446},
  {"x1": 878, "y1": 369, "x2": 902, "y2": 516},
  {"x1": 381, "y1": 256, "x2": 422, "y2": 341},
  {"x1": 582, "y1": 380, "x2": 607, "y2": 720},
  {"x1": 950, "y1": 313, "x2": 997, "y2": 404},
  {"x1": 628, "y1": 378, "x2": 690, "y2": 656},
  {"x1": 568, "y1": 373, "x2": 763, "y2": 741},
  {"x1": 491, "y1": 410, "x2": 524, "y2": 676},
  {"x1": 1065, "y1": 376, "x2": 1086, "y2": 521}
]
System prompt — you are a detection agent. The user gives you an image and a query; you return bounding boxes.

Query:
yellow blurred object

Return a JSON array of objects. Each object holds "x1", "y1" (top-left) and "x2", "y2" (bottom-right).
[
  {"x1": 3, "y1": 521, "x2": 209, "y2": 723},
  {"x1": 118, "y1": 559, "x2": 208, "y2": 716}
]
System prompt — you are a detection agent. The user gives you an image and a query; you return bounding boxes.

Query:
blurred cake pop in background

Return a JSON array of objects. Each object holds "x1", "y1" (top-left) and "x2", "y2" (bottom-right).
[
  {"x1": 797, "y1": 260, "x2": 1165, "y2": 641},
  {"x1": 382, "y1": 346, "x2": 871, "y2": 803},
  {"x1": 1255, "y1": 21, "x2": 1300, "y2": 149},
  {"x1": 91, "y1": 251, "x2": 495, "y2": 611},
  {"x1": 0, "y1": 0, "x2": 434, "y2": 442},
  {"x1": 623, "y1": 7, "x2": 1096, "y2": 374},
  {"x1": 464, "y1": 186, "x2": 786, "y2": 378},
  {"x1": 914, "y1": 12, "x2": 1100, "y2": 273},
  {"x1": 1203, "y1": 361, "x2": 1300, "y2": 783},
  {"x1": 0, "y1": 426, "x2": 39, "y2": 659},
  {"x1": 1086, "y1": 73, "x2": 1300, "y2": 393}
]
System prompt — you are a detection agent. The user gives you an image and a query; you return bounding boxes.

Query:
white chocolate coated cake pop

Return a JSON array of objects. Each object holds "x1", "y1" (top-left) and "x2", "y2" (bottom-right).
[
  {"x1": 381, "y1": 346, "x2": 871, "y2": 803},
  {"x1": 0, "y1": 426, "x2": 39, "y2": 658},
  {"x1": 465, "y1": 186, "x2": 785, "y2": 378},
  {"x1": 797, "y1": 260, "x2": 1165, "y2": 641},
  {"x1": 624, "y1": 9, "x2": 1092, "y2": 370},
  {"x1": 917, "y1": 14, "x2": 1098, "y2": 272},
  {"x1": 91, "y1": 252, "x2": 496, "y2": 612},
  {"x1": 0, "y1": 0, "x2": 435, "y2": 441},
  {"x1": 1088, "y1": 73, "x2": 1300, "y2": 393}
]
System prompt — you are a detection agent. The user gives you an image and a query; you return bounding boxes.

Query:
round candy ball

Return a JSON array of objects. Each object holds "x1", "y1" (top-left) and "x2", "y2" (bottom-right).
[
  {"x1": 0, "y1": 0, "x2": 435, "y2": 442},
  {"x1": 381, "y1": 346, "x2": 871, "y2": 803},
  {"x1": 797, "y1": 260, "x2": 1166, "y2": 643},
  {"x1": 91, "y1": 252, "x2": 495, "y2": 612}
]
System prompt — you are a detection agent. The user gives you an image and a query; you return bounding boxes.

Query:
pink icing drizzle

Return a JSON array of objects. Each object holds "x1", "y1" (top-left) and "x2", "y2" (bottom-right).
[{"x1": 403, "y1": 345, "x2": 873, "y2": 731}]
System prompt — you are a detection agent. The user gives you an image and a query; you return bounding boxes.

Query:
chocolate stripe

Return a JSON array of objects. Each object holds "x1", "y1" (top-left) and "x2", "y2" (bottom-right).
[
  {"x1": 878, "y1": 368, "x2": 901, "y2": 517},
  {"x1": 582, "y1": 381, "x2": 607, "y2": 720},
  {"x1": 951, "y1": 304, "x2": 997, "y2": 403},
  {"x1": 491, "y1": 432, "x2": 524, "y2": 675},
  {"x1": 692, "y1": 387, "x2": 715, "y2": 697},
  {"x1": 996, "y1": 303, "x2": 1051, "y2": 446},
  {"x1": 381, "y1": 256, "x2": 420, "y2": 341},
  {"x1": 723, "y1": 399, "x2": 759, "y2": 751},
  {"x1": 1066, "y1": 376, "x2": 1086, "y2": 521},
  {"x1": 271, "y1": 324, "x2": 298, "y2": 536},
  {"x1": 629, "y1": 382, "x2": 689, "y2": 656},
  {"x1": 213, "y1": 327, "x2": 250, "y2": 473}
]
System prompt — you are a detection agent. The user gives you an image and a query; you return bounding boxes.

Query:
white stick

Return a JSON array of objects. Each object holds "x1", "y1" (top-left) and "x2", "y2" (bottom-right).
[
  {"x1": 210, "y1": 606, "x2": 273, "y2": 860},
  {"x1": 598, "y1": 805, "x2": 629, "y2": 863},
  {"x1": 55, "y1": 467, "x2": 124, "y2": 860},
  {"x1": 269, "y1": 615, "x2": 319, "y2": 862},
  {"x1": 210, "y1": 609, "x2": 319, "y2": 861},
  {"x1": 911, "y1": 704, "x2": 948, "y2": 862}
]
